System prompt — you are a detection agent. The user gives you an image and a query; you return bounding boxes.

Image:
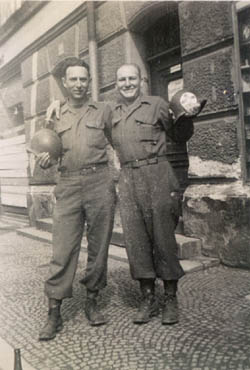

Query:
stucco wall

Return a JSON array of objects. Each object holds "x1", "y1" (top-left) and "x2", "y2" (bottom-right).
[
  {"x1": 179, "y1": 2, "x2": 250, "y2": 268},
  {"x1": 179, "y1": 1, "x2": 233, "y2": 55}
]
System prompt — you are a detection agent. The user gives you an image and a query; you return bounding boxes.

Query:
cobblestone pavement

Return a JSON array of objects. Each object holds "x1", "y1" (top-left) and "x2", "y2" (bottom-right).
[{"x1": 1, "y1": 228, "x2": 250, "y2": 370}]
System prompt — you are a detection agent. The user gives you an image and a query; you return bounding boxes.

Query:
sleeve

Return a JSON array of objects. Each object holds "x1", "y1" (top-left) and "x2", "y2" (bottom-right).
[
  {"x1": 158, "y1": 97, "x2": 173, "y2": 133},
  {"x1": 167, "y1": 116, "x2": 194, "y2": 143},
  {"x1": 159, "y1": 97, "x2": 194, "y2": 143}
]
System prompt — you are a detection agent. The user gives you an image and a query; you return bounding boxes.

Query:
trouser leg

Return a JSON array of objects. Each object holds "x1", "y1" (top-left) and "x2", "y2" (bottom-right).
[
  {"x1": 79, "y1": 169, "x2": 116, "y2": 325},
  {"x1": 150, "y1": 163, "x2": 184, "y2": 281},
  {"x1": 45, "y1": 179, "x2": 84, "y2": 300},
  {"x1": 79, "y1": 168, "x2": 116, "y2": 291},
  {"x1": 118, "y1": 169, "x2": 156, "y2": 280}
]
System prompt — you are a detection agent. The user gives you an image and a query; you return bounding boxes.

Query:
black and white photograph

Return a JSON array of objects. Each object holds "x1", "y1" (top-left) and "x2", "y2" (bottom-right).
[{"x1": 0, "y1": 0, "x2": 250, "y2": 369}]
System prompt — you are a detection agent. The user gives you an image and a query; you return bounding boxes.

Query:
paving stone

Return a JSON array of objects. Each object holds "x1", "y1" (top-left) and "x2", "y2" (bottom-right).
[{"x1": 0, "y1": 227, "x2": 250, "y2": 369}]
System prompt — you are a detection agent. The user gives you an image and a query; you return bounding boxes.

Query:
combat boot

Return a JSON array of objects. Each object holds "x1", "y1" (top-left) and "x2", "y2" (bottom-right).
[
  {"x1": 85, "y1": 290, "x2": 107, "y2": 326},
  {"x1": 39, "y1": 298, "x2": 63, "y2": 341},
  {"x1": 133, "y1": 279, "x2": 159, "y2": 324},
  {"x1": 162, "y1": 280, "x2": 179, "y2": 325}
]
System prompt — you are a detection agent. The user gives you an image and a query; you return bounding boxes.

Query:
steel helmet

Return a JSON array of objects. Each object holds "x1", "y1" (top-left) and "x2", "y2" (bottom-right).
[
  {"x1": 169, "y1": 89, "x2": 207, "y2": 124},
  {"x1": 30, "y1": 128, "x2": 62, "y2": 160}
]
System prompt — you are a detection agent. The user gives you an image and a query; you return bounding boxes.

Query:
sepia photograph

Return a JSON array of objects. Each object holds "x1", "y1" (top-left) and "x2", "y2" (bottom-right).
[{"x1": 0, "y1": 0, "x2": 250, "y2": 369}]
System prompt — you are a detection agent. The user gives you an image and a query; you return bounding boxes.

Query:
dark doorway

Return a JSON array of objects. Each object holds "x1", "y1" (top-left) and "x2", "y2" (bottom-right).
[{"x1": 145, "y1": 10, "x2": 190, "y2": 192}]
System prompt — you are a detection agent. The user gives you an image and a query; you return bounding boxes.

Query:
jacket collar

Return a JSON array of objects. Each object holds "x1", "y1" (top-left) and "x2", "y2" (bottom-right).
[
  {"x1": 114, "y1": 94, "x2": 151, "y2": 110},
  {"x1": 61, "y1": 99, "x2": 98, "y2": 115}
]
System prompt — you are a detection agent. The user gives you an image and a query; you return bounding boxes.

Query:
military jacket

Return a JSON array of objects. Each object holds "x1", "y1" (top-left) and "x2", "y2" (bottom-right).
[
  {"x1": 111, "y1": 95, "x2": 178, "y2": 165},
  {"x1": 54, "y1": 100, "x2": 112, "y2": 172}
]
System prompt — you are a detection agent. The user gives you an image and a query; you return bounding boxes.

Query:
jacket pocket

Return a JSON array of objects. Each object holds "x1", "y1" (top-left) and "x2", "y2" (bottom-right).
[
  {"x1": 135, "y1": 117, "x2": 160, "y2": 154},
  {"x1": 86, "y1": 118, "x2": 106, "y2": 149}
]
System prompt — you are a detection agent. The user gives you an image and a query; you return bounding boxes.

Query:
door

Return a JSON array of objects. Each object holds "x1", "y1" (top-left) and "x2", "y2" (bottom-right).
[{"x1": 145, "y1": 11, "x2": 190, "y2": 192}]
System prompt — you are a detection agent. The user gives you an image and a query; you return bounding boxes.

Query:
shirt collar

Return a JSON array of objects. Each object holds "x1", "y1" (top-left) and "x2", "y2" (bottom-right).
[
  {"x1": 114, "y1": 94, "x2": 151, "y2": 110},
  {"x1": 61, "y1": 99, "x2": 98, "y2": 114}
]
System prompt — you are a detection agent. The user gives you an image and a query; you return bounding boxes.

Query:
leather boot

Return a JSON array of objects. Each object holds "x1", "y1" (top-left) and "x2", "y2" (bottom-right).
[
  {"x1": 133, "y1": 279, "x2": 159, "y2": 324},
  {"x1": 85, "y1": 290, "x2": 107, "y2": 326},
  {"x1": 162, "y1": 280, "x2": 179, "y2": 325},
  {"x1": 39, "y1": 299, "x2": 63, "y2": 341}
]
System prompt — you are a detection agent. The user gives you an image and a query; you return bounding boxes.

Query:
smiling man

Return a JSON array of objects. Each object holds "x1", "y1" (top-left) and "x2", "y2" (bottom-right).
[
  {"x1": 36, "y1": 57, "x2": 116, "y2": 340},
  {"x1": 46, "y1": 62, "x2": 200, "y2": 326},
  {"x1": 116, "y1": 63, "x2": 142, "y2": 102},
  {"x1": 110, "y1": 63, "x2": 192, "y2": 325}
]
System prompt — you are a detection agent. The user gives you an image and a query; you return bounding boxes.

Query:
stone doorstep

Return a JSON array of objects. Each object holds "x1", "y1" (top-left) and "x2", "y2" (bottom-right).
[
  {"x1": 16, "y1": 227, "x2": 220, "y2": 274},
  {"x1": 35, "y1": 218, "x2": 202, "y2": 260},
  {"x1": 0, "y1": 212, "x2": 29, "y2": 228},
  {"x1": 35, "y1": 217, "x2": 52, "y2": 233}
]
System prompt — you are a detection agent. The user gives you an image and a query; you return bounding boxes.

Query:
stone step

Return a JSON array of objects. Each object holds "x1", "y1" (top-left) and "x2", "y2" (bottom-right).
[
  {"x1": 1, "y1": 212, "x2": 29, "y2": 228},
  {"x1": 176, "y1": 233, "x2": 202, "y2": 260},
  {"x1": 35, "y1": 218, "x2": 202, "y2": 259},
  {"x1": 16, "y1": 227, "x2": 220, "y2": 273},
  {"x1": 17, "y1": 227, "x2": 127, "y2": 262},
  {"x1": 36, "y1": 217, "x2": 52, "y2": 233}
]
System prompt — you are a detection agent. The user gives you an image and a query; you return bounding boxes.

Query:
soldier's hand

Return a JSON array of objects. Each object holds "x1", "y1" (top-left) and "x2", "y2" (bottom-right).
[
  {"x1": 46, "y1": 100, "x2": 61, "y2": 121},
  {"x1": 36, "y1": 152, "x2": 52, "y2": 169}
]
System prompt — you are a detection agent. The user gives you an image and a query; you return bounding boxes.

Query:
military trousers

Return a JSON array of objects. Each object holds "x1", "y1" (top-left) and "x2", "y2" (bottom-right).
[
  {"x1": 118, "y1": 160, "x2": 185, "y2": 281},
  {"x1": 45, "y1": 166, "x2": 116, "y2": 300}
]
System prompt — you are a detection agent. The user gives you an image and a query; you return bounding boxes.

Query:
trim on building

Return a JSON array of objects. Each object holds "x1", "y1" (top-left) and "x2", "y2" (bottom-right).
[
  {"x1": 0, "y1": 2, "x2": 87, "y2": 83},
  {"x1": 0, "y1": 1, "x2": 47, "y2": 47}
]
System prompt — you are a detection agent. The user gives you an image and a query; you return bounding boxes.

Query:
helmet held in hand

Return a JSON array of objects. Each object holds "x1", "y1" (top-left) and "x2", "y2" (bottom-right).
[
  {"x1": 30, "y1": 128, "x2": 62, "y2": 160},
  {"x1": 169, "y1": 89, "x2": 207, "y2": 124}
]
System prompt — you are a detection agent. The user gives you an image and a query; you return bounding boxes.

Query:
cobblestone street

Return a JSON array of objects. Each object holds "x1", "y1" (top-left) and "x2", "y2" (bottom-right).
[{"x1": 1, "y1": 226, "x2": 250, "y2": 370}]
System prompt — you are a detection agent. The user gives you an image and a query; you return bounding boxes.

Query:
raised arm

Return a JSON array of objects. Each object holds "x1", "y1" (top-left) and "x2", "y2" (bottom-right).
[{"x1": 46, "y1": 100, "x2": 62, "y2": 121}]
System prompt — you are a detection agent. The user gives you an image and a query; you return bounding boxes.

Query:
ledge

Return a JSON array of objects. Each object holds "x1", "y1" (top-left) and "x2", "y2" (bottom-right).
[{"x1": 0, "y1": 2, "x2": 47, "y2": 47}]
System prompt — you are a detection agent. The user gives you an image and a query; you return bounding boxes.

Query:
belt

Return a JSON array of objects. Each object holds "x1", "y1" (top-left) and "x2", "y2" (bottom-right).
[
  {"x1": 122, "y1": 156, "x2": 168, "y2": 169},
  {"x1": 60, "y1": 162, "x2": 108, "y2": 177}
]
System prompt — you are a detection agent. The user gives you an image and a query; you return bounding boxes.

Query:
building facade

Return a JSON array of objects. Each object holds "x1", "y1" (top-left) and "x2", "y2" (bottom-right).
[{"x1": 0, "y1": 1, "x2": 250, "y2": 268}]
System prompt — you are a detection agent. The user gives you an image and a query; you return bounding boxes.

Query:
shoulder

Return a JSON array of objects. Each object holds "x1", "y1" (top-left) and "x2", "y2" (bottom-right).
[
  {"x1": 142, "y1": 95, "x2": 169, "y2": 107},
  {"x1": 91, "y1": 101, "x2": 111, "y2": 111}
]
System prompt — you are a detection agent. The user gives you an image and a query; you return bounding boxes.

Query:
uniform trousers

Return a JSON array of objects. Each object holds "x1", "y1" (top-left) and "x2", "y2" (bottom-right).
[
  {"x1": 118, "y1": 160, "x2": 185, "y2": 281},
  {"x1": 45, "y1": 166, "x2": 116, "y2": 300}
]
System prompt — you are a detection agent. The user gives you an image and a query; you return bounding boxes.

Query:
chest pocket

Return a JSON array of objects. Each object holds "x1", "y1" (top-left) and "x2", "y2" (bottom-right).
[
  {"x1": 56, "y1": 121, "x2": 73, "y2": 151},
  {"x1": 134, "y1": 113, "x2": 163, "y2": 155},
  {"x1": 85, "y1": 115, "x2": 106, "y2": 149},
  {"x1": 135, "y1": 114, "x2": 161, "y2": 140}
]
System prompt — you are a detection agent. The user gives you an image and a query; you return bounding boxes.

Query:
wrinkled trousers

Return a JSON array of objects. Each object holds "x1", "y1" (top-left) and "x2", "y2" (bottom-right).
[
  {"x1": 118, "y1": 160, "x2": 184, "y2": 281},
  {"x1": 45, "y1": 167, "x2": 116, "y2": 300}
]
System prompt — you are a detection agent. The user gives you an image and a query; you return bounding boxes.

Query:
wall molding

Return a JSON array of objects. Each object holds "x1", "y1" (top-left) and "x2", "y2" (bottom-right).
[
  {"x1": 0, "y1": 2, "x2": 87, "y2": 83},
  {"x1": 0, "y1": 2, "x2": 47, "y2": 47}
]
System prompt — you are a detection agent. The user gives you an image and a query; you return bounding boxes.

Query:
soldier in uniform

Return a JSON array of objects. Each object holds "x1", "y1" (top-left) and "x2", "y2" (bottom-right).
[
  {"x1": 36, "y1": 57, "x2": 116, "y2": 341},
  {"x1": 47, "y1": 63, "x2": 201, "y2": 326},
  {"x1": 111, "y1": 64, "x2": 199, "y2": 325}
]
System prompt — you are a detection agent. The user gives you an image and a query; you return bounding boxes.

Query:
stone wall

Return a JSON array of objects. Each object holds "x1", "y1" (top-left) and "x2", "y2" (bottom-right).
[
  {"x1": 183, "y1": 184, "x2": 250, "y2": 269},
  {"x1": 179, "y1": 2, "x2": 250, "y2": 268}
]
